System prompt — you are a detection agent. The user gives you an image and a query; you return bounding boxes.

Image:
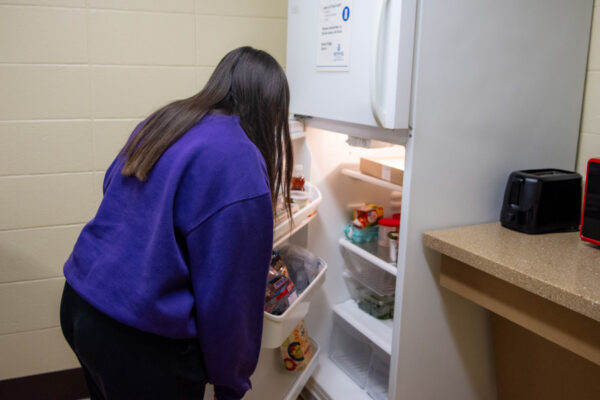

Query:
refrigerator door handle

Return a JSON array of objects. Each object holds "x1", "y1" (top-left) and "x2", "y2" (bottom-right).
[{"x1": 370, "y1": 0, "x2": 389, "y2": 129}]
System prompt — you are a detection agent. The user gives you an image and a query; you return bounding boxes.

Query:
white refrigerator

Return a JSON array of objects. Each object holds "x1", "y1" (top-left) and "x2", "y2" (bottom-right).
[{"x1": 207, "y1": 1, "x2": 593, "y2": 399}]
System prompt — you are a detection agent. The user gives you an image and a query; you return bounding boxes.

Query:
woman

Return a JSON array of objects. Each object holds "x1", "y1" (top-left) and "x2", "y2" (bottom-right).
[{"x1": 60, "y1": 47, "x2": 293, "y2": 400}]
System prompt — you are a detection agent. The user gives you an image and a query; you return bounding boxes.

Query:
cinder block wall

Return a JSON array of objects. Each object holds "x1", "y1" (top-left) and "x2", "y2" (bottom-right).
[
  {"x1": 0, "y1": 0, "x2": 286, "y2": 380},
  {"x1": 578, "y1": 1, "x2": 600, "y2": 174}
]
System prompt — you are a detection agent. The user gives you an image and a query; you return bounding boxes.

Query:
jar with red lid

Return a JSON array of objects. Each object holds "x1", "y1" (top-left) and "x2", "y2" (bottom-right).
[{"x1": 377, "y1": 214, "x2": 400, "y2": 247}]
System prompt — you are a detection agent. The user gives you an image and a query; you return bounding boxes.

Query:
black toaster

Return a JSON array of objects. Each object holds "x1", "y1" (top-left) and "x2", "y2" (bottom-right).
[{"x1": 500, "y1": 169, "x2": 582, "y2": 234}]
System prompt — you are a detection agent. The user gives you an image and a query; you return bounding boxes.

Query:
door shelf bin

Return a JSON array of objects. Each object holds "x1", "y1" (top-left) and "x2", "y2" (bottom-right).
[
  {"x1": 341, "y1": 244, "x2": 396, "y2": 296},
  {"x1": 273, "y1": 182, "x2": 322, "y2": 246},
  {"x1": 329, "y1": 315, "x2": 391, "y2": 398},
  {"x1": 262, "y1": 260, "x2": 327, "y2": 348},
  {"x1": 282, "y1": 339, "x2": 321, "y2": 400}
]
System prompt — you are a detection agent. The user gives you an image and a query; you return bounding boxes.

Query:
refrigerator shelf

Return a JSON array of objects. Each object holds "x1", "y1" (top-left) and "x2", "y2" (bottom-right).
[
  {"x1": 274, "y1": 182, "x2": 322, "y2": 248},
  {"x1": 262, "y1": 260, "x2": 328, "y2": 348},
  {"x1": 338, "y1": 238, "x2": 397, "y2": 276},
  {"x1": 333, "y1": 299, "x2": 393, "y2": 355},
  {"x1": 341, "y1": 168, "x2": 403, "y2": 192}
]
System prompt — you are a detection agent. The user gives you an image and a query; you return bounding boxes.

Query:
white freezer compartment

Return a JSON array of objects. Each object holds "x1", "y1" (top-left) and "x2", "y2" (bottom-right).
[
  {"x1": 262, "y1": 258, "x2": 328, "y2": 349},
  {"x1": 329, "y1": 315, "x2": 391, "y2": 399},
  {"x1": 286, "y1": 0, "x2": 416, "y2": 130}
]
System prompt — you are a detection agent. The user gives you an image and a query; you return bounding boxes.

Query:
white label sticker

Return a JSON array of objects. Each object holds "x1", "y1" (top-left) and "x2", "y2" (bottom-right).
[
  {"x1": 381, "y1": 165, "x2": 391, "y2": 182},
  {"x1": 316, "y1": 0, "x2": 352, "y2": 71}
]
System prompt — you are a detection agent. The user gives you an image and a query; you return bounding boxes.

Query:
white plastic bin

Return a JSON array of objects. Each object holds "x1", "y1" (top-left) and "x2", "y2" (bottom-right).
[
  {"x1": 341, "y1": 246, "x2": 395, "y2": 296},
  {"x1": 366, "y1": 343, "x2": 391, "y2": 400},
  {"x1": 261, "y1": 259, "x2": 327, "y2": 348},
  {"x1": 329, "y1": 315, "x2": 373, "y2": 388},
  {"x1": 273, "y1": 182, "x2": 322, "y2": 245}
]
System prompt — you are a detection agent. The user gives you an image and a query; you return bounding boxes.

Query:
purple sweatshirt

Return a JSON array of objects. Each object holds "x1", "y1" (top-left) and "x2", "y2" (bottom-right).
[{"x1": 64, "y1": 113, "x2": 273, "y2": 400}]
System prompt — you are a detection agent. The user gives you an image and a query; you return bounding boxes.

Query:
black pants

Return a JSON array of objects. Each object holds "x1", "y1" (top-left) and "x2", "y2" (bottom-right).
[{"x1": 60, "y1": 282, "x2": 207, "y2": 400}]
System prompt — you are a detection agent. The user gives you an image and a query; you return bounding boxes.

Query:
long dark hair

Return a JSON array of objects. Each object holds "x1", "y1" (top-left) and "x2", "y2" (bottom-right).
[{"x1": 119, "y1": 47, "x2": 293, "y2": 218}]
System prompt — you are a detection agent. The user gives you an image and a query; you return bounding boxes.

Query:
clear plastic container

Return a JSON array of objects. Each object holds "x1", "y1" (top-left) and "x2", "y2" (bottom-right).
[
  {"x1": 344, "y1": 273, "x2": 394, "y2": 320},
  {"x1": 329, "y1": 315, "x2": 392, "y2": 397},
  {"x1": 341, "y1": 246, "x2": 396, "y2": 296},
  {"x1": 329, "y1": 315, "x2": 372, "y2": 388},
  {"x1": 366, "y1": 344, "x2": 391, "y2": 400}
]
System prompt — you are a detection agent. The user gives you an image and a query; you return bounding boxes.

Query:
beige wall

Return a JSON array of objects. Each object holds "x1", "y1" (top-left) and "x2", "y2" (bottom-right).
[
  {"x1": 578, "y1": 1, "x2": 600, "y2": 174},
  {"x1": 0, "y1": 0, "x2": 286, "y2": 380}
]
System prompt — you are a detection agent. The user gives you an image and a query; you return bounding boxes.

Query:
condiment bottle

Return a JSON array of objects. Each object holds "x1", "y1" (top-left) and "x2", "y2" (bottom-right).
[{"x1": 291, "y1": 164, "x2": 305, "y2": 191}]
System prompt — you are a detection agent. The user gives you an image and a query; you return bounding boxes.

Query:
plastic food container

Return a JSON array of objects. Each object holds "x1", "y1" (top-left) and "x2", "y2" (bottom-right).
[
  {"x1": 341, "y1": 246, "x2": 396, "y2": 296},
  {"x1": 377, "y1": 216, "x2": 400, "y2": 247},
  {"x1": 290, "y1": 190, "x2": 311, "y2": 208},
  {"x1": 262, "y1": 259, "x2": 327, "y2": 348},
  {"x1": 343, "y1": 273, "x2": 394, "y2": 320}
]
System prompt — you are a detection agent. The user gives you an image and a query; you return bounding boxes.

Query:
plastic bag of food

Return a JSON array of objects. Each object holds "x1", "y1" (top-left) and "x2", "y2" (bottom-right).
[
  {"x1": 264, "y1": 252, "x2": 298, "y2": 315},
  {"x1": 344, "y1": 223, "x2": 379, "y2": 243},
  {"x1": 277, "y1": 244, "x2": 321, "y2": 294}
]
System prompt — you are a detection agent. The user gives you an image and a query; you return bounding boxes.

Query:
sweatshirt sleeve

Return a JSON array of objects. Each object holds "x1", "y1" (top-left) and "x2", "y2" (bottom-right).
[{"x1": 185, "y1": 193, "x2": 273, "y2": 400}]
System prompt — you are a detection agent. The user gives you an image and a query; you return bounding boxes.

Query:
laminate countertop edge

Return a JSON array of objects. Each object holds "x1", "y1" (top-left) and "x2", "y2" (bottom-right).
[{"x1": 423, "y1": 222, "x2": 600, "y2": 323}]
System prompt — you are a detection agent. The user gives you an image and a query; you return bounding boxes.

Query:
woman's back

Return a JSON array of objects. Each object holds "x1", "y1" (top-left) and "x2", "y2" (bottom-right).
[{"x1": 65, "y1": 113, "x2": 271, "y2": 338}]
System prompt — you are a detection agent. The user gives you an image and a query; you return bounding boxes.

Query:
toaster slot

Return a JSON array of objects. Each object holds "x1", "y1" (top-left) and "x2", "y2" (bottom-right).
[{"x1": 509, "y1": 178, "x2": 523, "y2": 205}]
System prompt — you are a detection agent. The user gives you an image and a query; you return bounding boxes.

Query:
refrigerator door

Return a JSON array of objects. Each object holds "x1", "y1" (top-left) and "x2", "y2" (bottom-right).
[{"x1": 286, "y1": 0, "x2": 416, "y2": 130}]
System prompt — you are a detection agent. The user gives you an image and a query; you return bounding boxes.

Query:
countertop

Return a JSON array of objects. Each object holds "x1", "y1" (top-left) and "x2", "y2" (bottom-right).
[{"x1": 423, "y1": 222, "x2": 600, "y2": 322}]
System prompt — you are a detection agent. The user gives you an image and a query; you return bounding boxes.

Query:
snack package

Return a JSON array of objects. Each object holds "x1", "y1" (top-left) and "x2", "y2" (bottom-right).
[
  {"x1": 280, "y1": 320, "x2": 313, "y2": 371},
  {"x1": 344, "y1": 223, "x2": 379, "y2": 243},
  {"x1": 264, "y1": 252, "x2": 298, "y2": 315},
  {"x1": 277, "y1": 244, "x2": 321, "y2": 294},
  {"x1": 352, "y1": 204, "x2": 384, "y2": 228}
]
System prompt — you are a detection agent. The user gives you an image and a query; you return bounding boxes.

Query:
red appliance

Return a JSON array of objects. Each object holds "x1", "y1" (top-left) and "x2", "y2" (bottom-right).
[{"x1": 580, "y1": 158, "x2": 600, "y2": 245}]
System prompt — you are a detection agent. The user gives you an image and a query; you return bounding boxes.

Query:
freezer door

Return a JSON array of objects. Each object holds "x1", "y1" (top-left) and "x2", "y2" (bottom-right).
[{"x1": 286, "y1": 0, "x2": 416, "y2": 130}]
